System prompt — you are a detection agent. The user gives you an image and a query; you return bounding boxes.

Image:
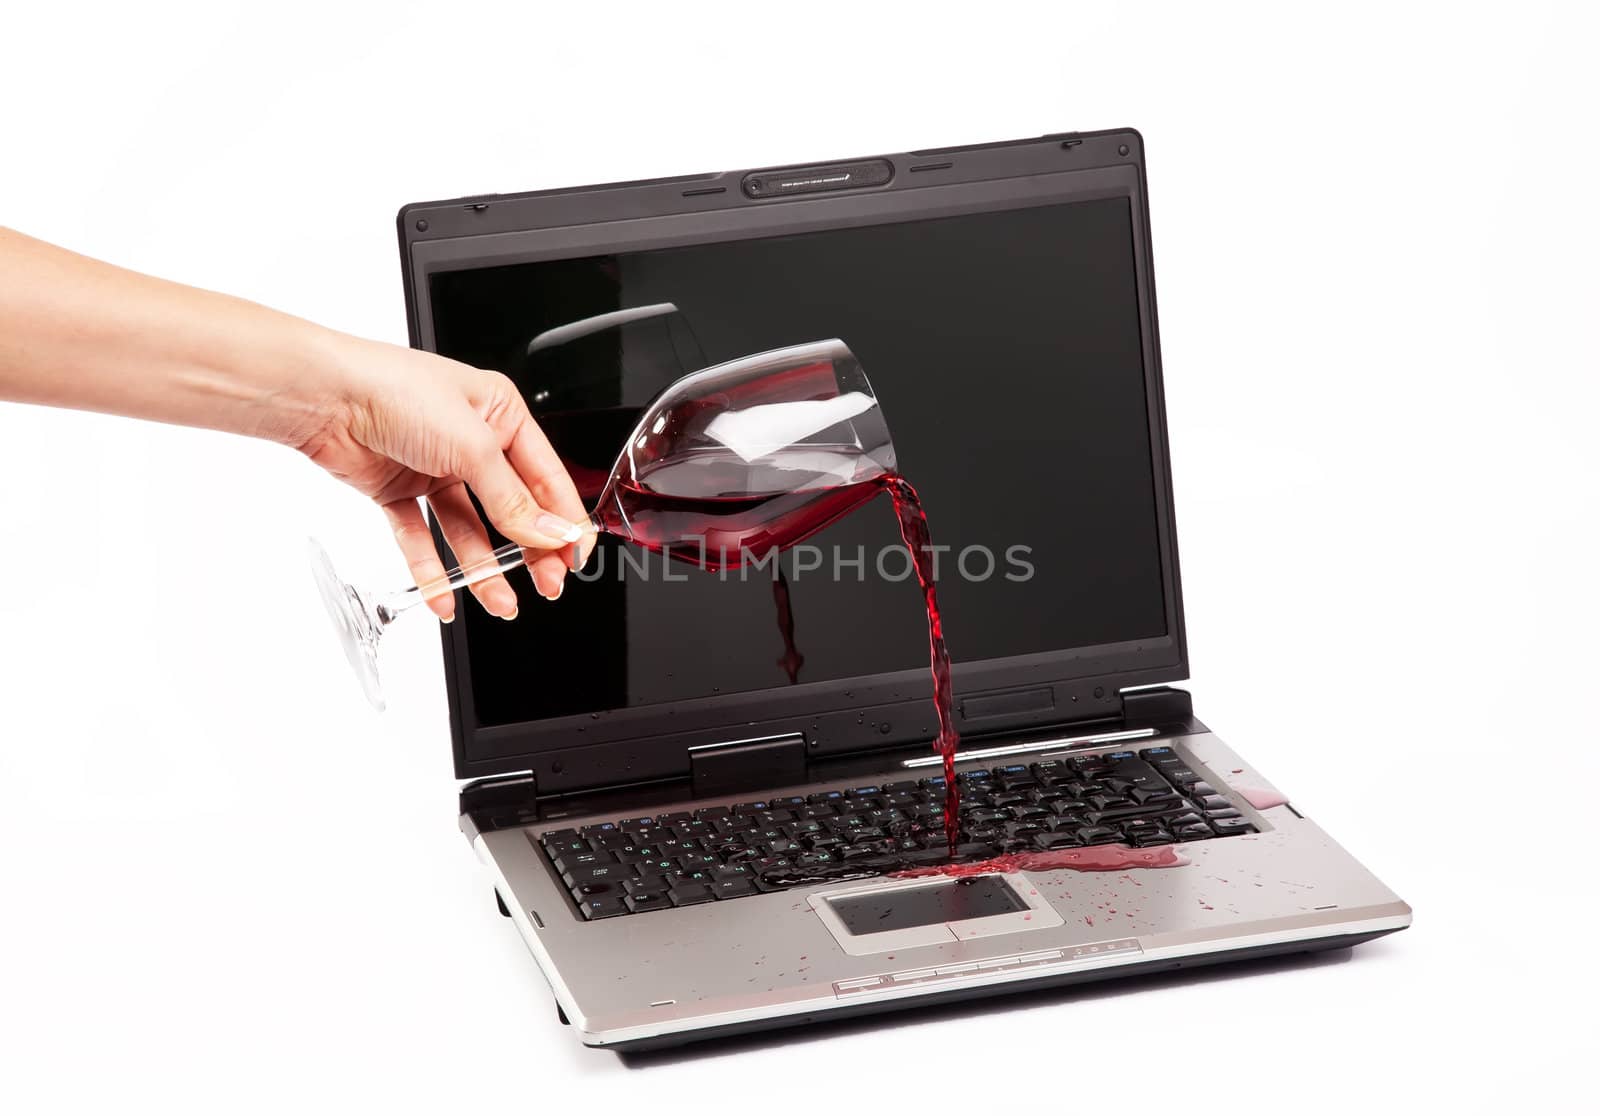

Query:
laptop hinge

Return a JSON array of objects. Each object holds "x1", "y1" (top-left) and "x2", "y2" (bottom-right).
[
  {"x1": 689, "y1": 733, "x2": 808, "y2": 798},
  {"x1": 1119, "y1": 685, "x2": 1193, "y2": 725},
  {"x1": 459, "y1": 771, "x2": 540, "y2": 835}
]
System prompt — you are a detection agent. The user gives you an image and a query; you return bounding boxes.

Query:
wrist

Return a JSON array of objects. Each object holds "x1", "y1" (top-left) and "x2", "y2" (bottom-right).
[{"x1": 263, "y1": 322, "x2": 372, "y2": 454}]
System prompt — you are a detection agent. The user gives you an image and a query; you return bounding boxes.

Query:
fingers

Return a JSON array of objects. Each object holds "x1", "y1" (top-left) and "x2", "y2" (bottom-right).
[
  {"x1": 474, "y1": 374, "x2": 596, "y2": 572},
  {"x1": 454, "y1": 429, "x2": 587, "y2": 556},
  {"x1": 426, "y1": 483, "x2": 521, "y2": 619},
  {"x1": 382, "y1": 498, "x2": 455, "y2": 621}
]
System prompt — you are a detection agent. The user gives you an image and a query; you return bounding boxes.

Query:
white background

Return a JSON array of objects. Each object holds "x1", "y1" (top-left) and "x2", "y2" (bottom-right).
[{"x1": 2, "y1": 2, "x2": 1596, "y2": 1112}]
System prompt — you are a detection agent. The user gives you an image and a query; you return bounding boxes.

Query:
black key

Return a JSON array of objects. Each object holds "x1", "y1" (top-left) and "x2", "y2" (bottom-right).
[
  {"x1": 1087, "y1": 793, "x2": 1134, "y2": 811},
  {"x1": 1075, "y1": 825, "x2": 1123, "y2": 845},
  {"x1": 579, "y1": 822, "x2": 620, "y2": 838},
  {"x1": 669, "y1": 820, "x2": 711, "y2": 839},
  {"x1": 864, "y1": 808, "x2": 904, "y2": 826},
  {"x1": 785, "y1": 820, "x2": 826, "y2": 837},
  {"x1": 763, "y1": 839, "x2": 801, "y2": 856},
  {"x1": 839, "y1": 843, "x2": 888, "y2": 862},
  {"x1": 1034, "y1": 831, "x2": 1083, "y2": 850},
  {"x1": 587, "y1": 832, "x2": 632, "y2": 851},
  {"x1": 769, "y1": 795, "x2": 807, "y2": 808},
  {"x1": 807, "y1": 790, "x2": 846, "y2": 805},
  {"x1": 669, "y1": 869, "x2": 713, "y2": 885},
  {"x1": 1048, "y1": 813, "x2": 1087, "y2": 831},
  {"x1": 693, "y1": 805, "x2": 731, "y2": 820},
  {"x1": 950, "y1": 843, "x2": 993, "y2": 861},
  {"x1": 1166, "y1": 811, "x2": 1207, "y2": 829},
  {"x1": 989, "y1": 791, "x2": 1029, "y2": 808},
  {"x1": 624, "y1": 891, "x2": 671, "y2": 913},
  {"x1": 612, "y1": 846, "x2": 650, "y2": 864},
  {"x1": 551, "y1": 849, "x2": 615, "y2": 874},
  {"x1": 570, "y1": 879, "x2": 620, "y2": 898},
  {"x1": 677, "y1": 853, "x2": 721, "y2": 872},
  {"x1": 732, "y1": 801, "x2": 769, "y2": 813},
  {"x1": 1129, "y1": 786, "x2": 1181, "y2": 805},
  {"x1": 712, "y1": 864, "x2": 753, "y2": 881},
  {"x1": 750, "y1": 856, "x2": 792, "y2": 873},
  {"x1": 963, "y1": 808, "x2": 1010, "y2": 826},
  {"x1": 710, "y1": 878, "x2": 756, "y2": 899},
  {"x1": 562, "y1": 863, "x2": 629, "y2": 889},
  {"x1": 579, "y1": 896, "x2": 628, "y2": 920},
  {"x1": 1130, "y1": 829, "x2": 1176, "y2": 846},
  {"x1": 801, "y1": 804, "x2": 838, "y2": 820},
  {"x1": 1049, "y1": 798, "x2": 1086, "y2": 817},
  {"x1": 883, "y1": 780, "x2": 922, "y2": 793},
  {"x1": 620, "y1": 816, "x2": 658, "y2": 830},
  {"x1": 807, "y1": 834, "x2": 846, "y2": 851},
  {"x1": 545, "y1": 837, "x2": 592, "y2": 859},
  {"x1": 846, "y1": 786, "x2": 882, "y2": 798},
  {"x1": 1161, "y1": 767, "x2": 1203, "y2": 788},
  {"x1": 1188, "y1": 782, "x2": 1219, "y2": 799},
  {"x1": 1084, "y1": 802, "x2": 1176, "y2": 825},
  {"x1": 1031, "y1": 760, "x2": 1071, "y2": 783},
  {"x1": 756, "y1": 809, "x2": 796, "y2": 825},
  {"x1": 656, "y1": 811, "x2": 693, "y2": 824},
  {"x1": 1004, "y1": 821, "x2": 1047, "y2": 839},
  {"x1": 1196, "y1": 795, "x2": 1233, "y2": 812},
  {"x1": 721, "y1": 845, "x2": 760, "y2": 863},
  {"x1": 1212, "y1": 818, "x2": 1257, "y2": 837},
  {"x1": 634, "y1": 857, "x2": 679, "y2": 877},
  {"x1": 846, "y1": 827, "x2": 888, "y2": 844},
  {"x1": 668, "y1": 883, "x2": 716, "y2": 906},
  {"x1": 896, "y1": 847, "x2": 952, "y2": 868},
  {"x1": 1140, "y1": 746, "x2": 1180, "y2": 763},
  {"x1": 539, "y1": 828, "x2": 580, "y2": 847},
  {"x1": 793, "y1": 851, "x2": 836, "y2": 869},
  {"x1": 624, "y1": 875, "x2": 668, "y2": 895},
  {"x1": 964, "y1": 825, "x2": 1001, "y2": 843},
  {"x1": 1005, "y1": 803, "x2": 1051, "y2": 821},
  {"x1": 1204, "y1": 807, "x2": 1243, "y2": 821},
  {"x1": 1174, "y1": 823, "x2": 1214, "y2": 841},
  {"x1": 994, "y1": 764, "x2": 1037, "y2": 789},
  {"x1": 753, "y1": 874, "x2": 793, "y2": 892}
]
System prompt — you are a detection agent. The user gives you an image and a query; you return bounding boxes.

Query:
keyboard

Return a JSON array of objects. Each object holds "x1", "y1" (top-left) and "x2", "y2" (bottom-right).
[{"x1": 538, "y1": 745, "x2": 1260, "y2": 920}]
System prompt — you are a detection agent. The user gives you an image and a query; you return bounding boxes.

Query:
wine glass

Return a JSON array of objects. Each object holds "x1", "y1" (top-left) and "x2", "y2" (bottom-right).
[{"x1": 312, "y1": 335, "x2": 895, "y2": 710}]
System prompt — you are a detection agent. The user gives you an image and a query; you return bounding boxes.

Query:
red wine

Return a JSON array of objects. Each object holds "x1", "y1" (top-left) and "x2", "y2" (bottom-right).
[
  {"x1": 594, "y1": 457, "x2": 963, "y2": 856},
  {"x1": 592, "y1": 471, "x2": 881, "y2": 570},
  {"x1": 882, "y1": 476, "x2": 960, "y2": 858},
  {"x1": 771, "y1": 569, "x2": 805, "y2": 684}
]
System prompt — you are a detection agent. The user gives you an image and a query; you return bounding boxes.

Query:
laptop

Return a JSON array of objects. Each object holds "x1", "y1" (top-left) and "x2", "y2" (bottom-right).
[{"x1": 395, "y1": 128, "x2": 1411, "y2": 1050}]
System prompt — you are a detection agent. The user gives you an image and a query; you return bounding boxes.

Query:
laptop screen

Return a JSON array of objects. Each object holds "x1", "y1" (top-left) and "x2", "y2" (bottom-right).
[{"x1": 428, "y1": 195, "x2": 1167, "y2": 729}]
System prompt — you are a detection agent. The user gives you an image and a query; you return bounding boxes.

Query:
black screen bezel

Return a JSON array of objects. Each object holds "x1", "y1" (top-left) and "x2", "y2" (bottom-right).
[{"x1": 397, "y1": 129, "x2": 1187, "y2": 787}]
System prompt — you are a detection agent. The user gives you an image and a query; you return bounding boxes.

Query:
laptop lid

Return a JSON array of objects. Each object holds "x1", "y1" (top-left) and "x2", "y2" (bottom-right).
[{"x1": 397, "y1": 128, "x2": 1186, "y2": 788}]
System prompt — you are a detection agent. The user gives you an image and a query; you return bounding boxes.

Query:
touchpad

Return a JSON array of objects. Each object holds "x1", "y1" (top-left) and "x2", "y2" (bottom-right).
[
  {"x1": 810, "y1": 873, "x2": 1065, "y2": 956},
  {"x1": 831, "y1": 876, "x2": 1027, "y2": 932}
]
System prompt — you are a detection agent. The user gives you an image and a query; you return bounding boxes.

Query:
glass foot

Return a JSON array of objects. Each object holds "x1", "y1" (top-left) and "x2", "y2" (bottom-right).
[{"x1": 308, "y1": 538, "x2": 387, "y2": 712}]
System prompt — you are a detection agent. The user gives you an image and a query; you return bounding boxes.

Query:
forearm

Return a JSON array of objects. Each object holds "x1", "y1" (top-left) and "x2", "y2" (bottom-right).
[{"x1": 0, "y1": 226, "x2": 354, "y2": 447}]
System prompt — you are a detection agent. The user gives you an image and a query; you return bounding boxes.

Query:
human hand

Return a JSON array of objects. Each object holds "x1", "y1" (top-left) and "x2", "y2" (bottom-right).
[{"x1": 296, "y1": 336, "x2": 591, "y2": 621}]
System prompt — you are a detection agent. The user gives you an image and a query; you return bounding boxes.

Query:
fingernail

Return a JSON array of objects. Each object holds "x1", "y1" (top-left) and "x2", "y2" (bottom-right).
[
  {"x1": 552, "y1": 578, "x2": 564, "y2": 600},
  {"x1": 441, "y1": 613, "x2": 455, "y2": 625},
  {"x1": 501, "y1": 606, "x2": 519, "y2": 622},
  {"x1": 535, "y1": 513, "x2": 583, "y2": 544}
]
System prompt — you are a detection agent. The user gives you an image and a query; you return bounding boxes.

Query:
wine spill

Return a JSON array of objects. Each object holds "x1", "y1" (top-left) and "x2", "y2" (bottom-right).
[{"x1": 591, "y1": 456, "x2": 963, "y2": 858}]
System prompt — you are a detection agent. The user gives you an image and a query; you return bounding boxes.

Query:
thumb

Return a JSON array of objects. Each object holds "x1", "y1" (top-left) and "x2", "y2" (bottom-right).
[{"x1": 455, "y1": 431, "x2": 588, "y2": 551}]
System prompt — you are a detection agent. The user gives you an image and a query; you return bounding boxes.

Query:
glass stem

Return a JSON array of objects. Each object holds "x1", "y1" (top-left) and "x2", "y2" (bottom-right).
[{"x1": 379, "y1": 542, "x2": 530, "y2": 622}]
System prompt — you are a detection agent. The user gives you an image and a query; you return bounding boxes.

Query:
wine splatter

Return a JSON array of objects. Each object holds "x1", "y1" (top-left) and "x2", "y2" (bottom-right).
[{"x1": 890, "y1": 844, "x2": 1187, "y2": 879}]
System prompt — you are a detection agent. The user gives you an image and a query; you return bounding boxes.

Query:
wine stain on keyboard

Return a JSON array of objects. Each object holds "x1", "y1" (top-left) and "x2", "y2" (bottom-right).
[{"x1": 888, "y1": 844, "x2": 1187, "y2": 879}]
